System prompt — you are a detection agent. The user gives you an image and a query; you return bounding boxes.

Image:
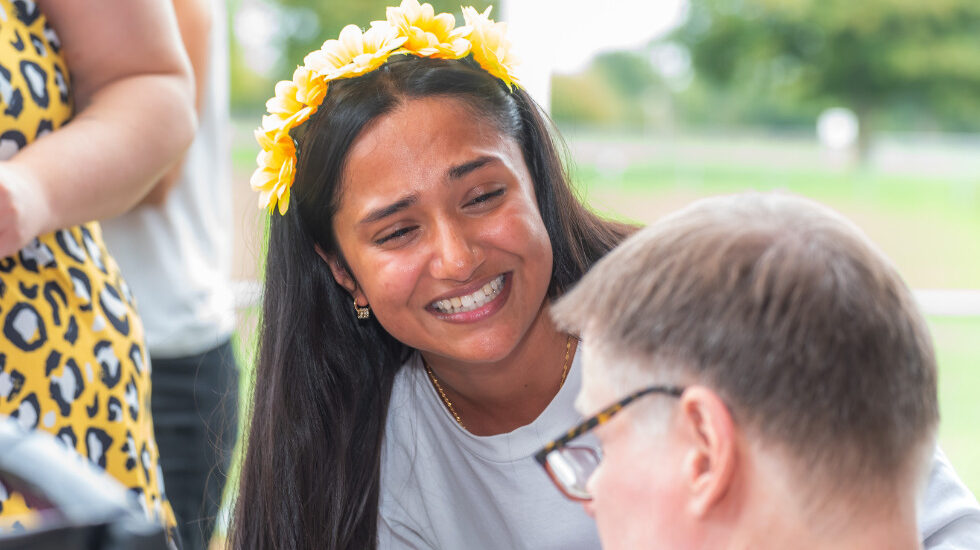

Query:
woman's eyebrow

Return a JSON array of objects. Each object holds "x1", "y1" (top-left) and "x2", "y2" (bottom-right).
[
  {"x1": 358, "y1": 156, "x2": 502, "y2": 225},
  {"x1": 358, "y1": 195, "x2": 417, "y2": 225},
  {"x1": 446, "y1": 155, "x2": 499, "y2": 180}
]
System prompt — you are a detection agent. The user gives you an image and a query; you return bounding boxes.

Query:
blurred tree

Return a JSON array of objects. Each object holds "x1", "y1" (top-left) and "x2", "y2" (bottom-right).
[
  {"x1": 552, "y1": 51, "x2": 668, "y2": 130},
  {"x1": 672, "y1": 0, "x2": 980, "y2": 160},
  {"x1": 551, "y1": 72, "x2": 625, "y2": 128},
  {"x1": 592, "y1": 51, "x2": 659, "y2": 104}
]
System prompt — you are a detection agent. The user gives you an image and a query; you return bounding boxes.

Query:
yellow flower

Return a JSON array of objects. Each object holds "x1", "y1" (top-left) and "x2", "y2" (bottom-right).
[
  {"x1": 462, "y1": 6, "x2": 520, "y2": 90},
  {"x1": 252, "y1": 2, "x2": 525, "y2": 215},
  {"x1": 265, "y1": 80, "x2": 316, "y2": 129},
  {"x1": 265, "y1": 80, "x2": 302, "y2": 117},
  {"x1": 251, "y1": 125, "x2": 297, "y2": 214},
  {"x1": 304, "y1": 23, "x2": 406, "y2": 81},
  {"x1": 386, "y1": 0, "x2": 471, "y2": 58},
  {"x1": 292, "y1": 66, "x2": 327, "y2": 106}
]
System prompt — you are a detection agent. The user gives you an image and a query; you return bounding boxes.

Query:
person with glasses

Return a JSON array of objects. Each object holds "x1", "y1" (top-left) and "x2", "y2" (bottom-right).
[{"x1": 539, "y1": 192, "x2": 980, "y2": 550}]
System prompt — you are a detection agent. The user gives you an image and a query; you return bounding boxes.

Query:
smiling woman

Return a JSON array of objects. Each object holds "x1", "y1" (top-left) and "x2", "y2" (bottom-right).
[{"x1": 327, "y1": 97, "x2": 557, "y2": 381}]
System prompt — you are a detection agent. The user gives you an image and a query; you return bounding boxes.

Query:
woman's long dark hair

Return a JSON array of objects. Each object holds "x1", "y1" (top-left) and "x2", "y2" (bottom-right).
[{"x1": 230, "y1": 56, "x2": 633, "y2": 550}]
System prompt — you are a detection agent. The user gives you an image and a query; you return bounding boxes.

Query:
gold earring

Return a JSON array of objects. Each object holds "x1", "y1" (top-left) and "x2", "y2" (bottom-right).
[{"x1": 353, "y1": 298, "x2": 371, "y2": 320}]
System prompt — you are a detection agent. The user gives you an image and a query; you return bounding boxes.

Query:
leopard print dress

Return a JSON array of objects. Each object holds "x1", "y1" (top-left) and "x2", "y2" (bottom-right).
[{"x1": 0, "y1": 0, "x2": 177, "y2": 538}]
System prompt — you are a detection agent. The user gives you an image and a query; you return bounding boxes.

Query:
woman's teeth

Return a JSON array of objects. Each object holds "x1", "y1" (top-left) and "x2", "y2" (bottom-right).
[{"x1": 432, "y1": 275, "x2": 505, "y2": 314}]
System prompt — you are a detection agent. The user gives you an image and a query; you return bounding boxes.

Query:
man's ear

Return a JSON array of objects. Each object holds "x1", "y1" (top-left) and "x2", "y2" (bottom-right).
[
  {"x1": 315, "y1": 244, "x2": 359, "y2": 297},
  {"x1": 676, "y1": 386, "x2": 737, "y2": 518}
]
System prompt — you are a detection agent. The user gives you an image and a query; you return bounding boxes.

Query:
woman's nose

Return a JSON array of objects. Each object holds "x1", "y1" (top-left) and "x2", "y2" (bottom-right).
[{"x1": 428, "y1": 221, "x2": 483, "y2": 282}]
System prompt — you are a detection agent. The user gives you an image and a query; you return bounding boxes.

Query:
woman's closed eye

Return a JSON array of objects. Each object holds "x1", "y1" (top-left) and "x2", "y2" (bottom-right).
[
  {"x1": 465, "y1": 188, "x2": 505, "y2": 208},
  {"x1": 372, "y1": 189, "x2": 505, "y2": 246},
  {"x1": 374, "y1": 225, "x2": 418, "y2": 246}
]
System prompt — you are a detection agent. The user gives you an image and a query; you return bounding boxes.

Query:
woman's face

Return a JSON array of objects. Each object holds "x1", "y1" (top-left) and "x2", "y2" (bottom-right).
[{"x1": 328, "y1": 96, "x2": 554, "y2": 364}]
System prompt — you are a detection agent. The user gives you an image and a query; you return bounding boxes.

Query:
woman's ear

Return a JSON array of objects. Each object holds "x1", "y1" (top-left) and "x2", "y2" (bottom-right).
[{"x1": 315, "y1": 244, "x2": 358, "y2": 296}]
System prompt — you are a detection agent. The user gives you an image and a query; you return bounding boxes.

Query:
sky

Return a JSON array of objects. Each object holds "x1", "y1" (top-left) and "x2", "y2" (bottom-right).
[{"x1": 502, "y1": 0, "x2": 688, "y2": 75}]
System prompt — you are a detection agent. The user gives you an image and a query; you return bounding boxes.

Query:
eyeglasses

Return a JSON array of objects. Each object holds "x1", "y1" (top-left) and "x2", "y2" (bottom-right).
[{"x1": 533, "y1": 385, "x2": 685, "y2": 501}]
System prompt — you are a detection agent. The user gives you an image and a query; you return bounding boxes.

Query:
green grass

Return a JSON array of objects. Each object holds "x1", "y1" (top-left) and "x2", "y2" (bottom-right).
[
  {"x1": 931, "y1": 316, "x2": 980, "y2": 494},
  {"x1": 573, "y1": 159, "x2": 980, "y2": 288}
]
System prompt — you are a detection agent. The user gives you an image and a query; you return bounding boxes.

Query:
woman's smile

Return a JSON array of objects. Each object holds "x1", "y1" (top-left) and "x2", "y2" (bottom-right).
[{"x1": 427, "y1": 272, "x2": 510, "y2": 322}]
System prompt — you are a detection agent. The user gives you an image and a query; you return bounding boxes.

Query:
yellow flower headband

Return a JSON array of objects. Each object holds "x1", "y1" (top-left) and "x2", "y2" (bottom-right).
[{"x1": 250, "y1": 1, "x2": 520, "y2": 215}]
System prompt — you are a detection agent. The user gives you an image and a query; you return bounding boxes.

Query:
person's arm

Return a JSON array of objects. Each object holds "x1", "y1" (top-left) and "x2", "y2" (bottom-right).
[
  {"x1": 139, "y1": 0, "x2": 213, "y2": 207},
  {"x1": 919, "y1": 446, "x2": 980, "y2": 549},
  {"x1": 0, "y1": 0, "x2": 196, "y2": 257}
]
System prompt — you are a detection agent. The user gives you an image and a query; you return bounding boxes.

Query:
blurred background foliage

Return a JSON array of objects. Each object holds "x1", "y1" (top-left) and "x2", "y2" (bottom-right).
[
  {"x1": 555, "y1": 0, "x2": 980, "y2": 145},
  {"x1": 672, "y1": 0, "x2": 980, "y2": 157}
]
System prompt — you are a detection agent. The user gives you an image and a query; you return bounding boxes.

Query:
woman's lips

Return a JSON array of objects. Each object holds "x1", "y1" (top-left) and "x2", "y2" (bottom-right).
[{"x1": 427, "y1": 273, "x2": 511, "y2": 322}]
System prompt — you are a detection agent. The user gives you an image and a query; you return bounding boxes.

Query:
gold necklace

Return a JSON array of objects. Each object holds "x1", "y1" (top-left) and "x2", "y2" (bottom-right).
[
  {"x1": 423, "y1": 334, "x2": 575, "y2": 429},
  {"x1": 424, "y1": 362, "x2": 466, "y2": 428}
]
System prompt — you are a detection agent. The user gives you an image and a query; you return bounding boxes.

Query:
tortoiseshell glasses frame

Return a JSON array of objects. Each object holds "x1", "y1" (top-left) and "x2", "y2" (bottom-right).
[{"x1": 533, "y1": 385, "x2": 685, "y2": 501}]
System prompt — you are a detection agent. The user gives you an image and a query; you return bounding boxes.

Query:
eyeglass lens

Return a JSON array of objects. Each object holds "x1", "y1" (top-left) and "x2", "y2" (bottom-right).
[{"x1": 545, "y1": 446, "x2": 600, "y2": 500}]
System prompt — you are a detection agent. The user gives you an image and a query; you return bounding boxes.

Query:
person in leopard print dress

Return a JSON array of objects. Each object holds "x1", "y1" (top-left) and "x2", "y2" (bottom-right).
[{"x1": 0, "y1": 0, "x2": 196, "y2": 544}]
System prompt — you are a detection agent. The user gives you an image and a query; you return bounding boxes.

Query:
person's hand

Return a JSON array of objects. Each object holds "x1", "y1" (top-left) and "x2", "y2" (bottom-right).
[{"x1": 0, "y1": 162, "x2": 50, "y2": 258}]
